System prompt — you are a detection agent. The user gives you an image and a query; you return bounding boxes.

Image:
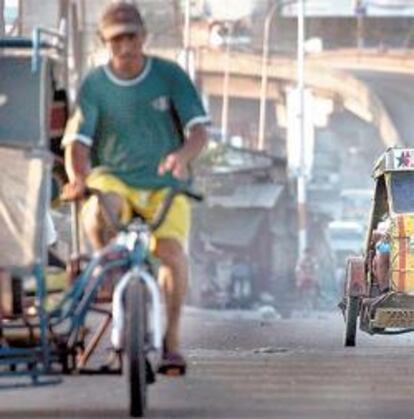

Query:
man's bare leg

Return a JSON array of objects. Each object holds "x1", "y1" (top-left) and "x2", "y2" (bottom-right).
[
  {"x1": 81, "y1": 192, "x2": 124, "y2": 250},
  {"x1": 154, "y1": 238, "x2": 188, "y2": 354}
]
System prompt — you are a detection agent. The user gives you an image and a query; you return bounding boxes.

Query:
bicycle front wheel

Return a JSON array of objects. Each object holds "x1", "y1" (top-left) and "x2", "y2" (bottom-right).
[{"x1": 125, "y1": 278, "x2": 147, "y2": 417}]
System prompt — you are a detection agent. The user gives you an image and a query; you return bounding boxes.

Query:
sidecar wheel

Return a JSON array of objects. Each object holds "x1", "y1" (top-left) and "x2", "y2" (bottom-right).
[{"x1": 344, "y1": 296, "x2": 359, "y2": 347}]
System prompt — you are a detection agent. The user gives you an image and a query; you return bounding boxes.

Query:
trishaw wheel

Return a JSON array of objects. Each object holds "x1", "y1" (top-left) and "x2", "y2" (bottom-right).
[
  {"x1": 344, "y1": 296, "x2": 359, "y2": 347},
  {"x1": 125, "y1": 278, "x2": 147, "y2": 417}
]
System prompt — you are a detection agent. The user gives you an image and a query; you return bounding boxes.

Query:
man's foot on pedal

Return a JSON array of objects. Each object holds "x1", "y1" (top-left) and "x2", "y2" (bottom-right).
[{"x1": 157, "y1": 351, "x2": 187, "y2": 377}]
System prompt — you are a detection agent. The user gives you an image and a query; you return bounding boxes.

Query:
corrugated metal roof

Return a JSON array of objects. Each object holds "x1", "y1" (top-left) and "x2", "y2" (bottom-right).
[
  {"x1": 207, "y1": 183, "x2": 284, "y2": 209},
  {"x1": 204, "y1": 210, "x2": 264, "y2": 247}
]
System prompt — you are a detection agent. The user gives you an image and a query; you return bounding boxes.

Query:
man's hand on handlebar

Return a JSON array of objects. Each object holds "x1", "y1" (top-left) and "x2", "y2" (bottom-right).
[
  {"x1": 61, "y1": 177, "x2": 87, "y2": 201},
  {"x1": 158, "y1": 151, "x2": 189, "y2": 179}
]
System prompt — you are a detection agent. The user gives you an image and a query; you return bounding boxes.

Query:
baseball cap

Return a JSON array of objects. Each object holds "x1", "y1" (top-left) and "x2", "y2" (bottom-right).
[{"x1": 99, "y1": 2, "x2": 145, "y2": 40}]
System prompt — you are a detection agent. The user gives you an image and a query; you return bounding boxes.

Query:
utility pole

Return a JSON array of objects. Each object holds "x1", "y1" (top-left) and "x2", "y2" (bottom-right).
[
  {"x1": 183, "y1": 0, "x2": 191, "y2": 73},
  {"x1": 258, "y1": 0, "x2": 296, "y2": 151},
  {"x1": 0, "y1": 0, "x2": 5, "y2": 36},
  {"x1": 17, "y1": 0, "x2": 22, "y2": 35},
  {"x1": 297, "y1": 0, "x2": 306, "y2": 257},
  {"x1": 258, "y1": 2, "x2": 278, "y2": 151},
  {"x1": 58, "y1": 0, "x2": 69, "y2": 90},
  {"x1": 354, "y1": 0, "x2": 366, "y2": 49},
  {"x1": 78, "y1": 0, "x2": 86, "y2": 29},
  {"x1": 177, "y1": 0, "x2": 196, "y2": 80},
  {"x1": 70, "y1": 1, "x2": 83, "y2": 90},
  {"x1": 76, "y1": 0, "x2": 86, "y2": 78},
  {"x1": 221, "y1": 22, "x2": 232, "y2": 144},
  {"x1": 258, "y1": 0, "x2": 308, "y2": 255},
  {"x1": 172, "y1": 0, "x2": 181, "y2": 33}
]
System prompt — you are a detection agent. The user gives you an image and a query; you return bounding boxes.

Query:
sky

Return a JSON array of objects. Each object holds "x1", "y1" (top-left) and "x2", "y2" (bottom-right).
[
  {"x1": 5, "y1": 0, "x2": 414, "y2": 24},
  {"x1": 4, "y1": 0, "x2": 17, "y2": 23},
  {"x1": 284, "y1": 0, "x2": 414, "y2": 16},
  {"x1": 205, "y1": 0, "x2": 257, "y2": 21},
  {"x1": 205, "y1": 0, "x2": 414, "y2": 18}
]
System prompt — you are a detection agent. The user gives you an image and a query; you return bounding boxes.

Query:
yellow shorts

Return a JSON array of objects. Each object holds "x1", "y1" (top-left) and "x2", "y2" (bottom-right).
[{"x1": 85, "y1": 171, "x2": 190, "y2": 248}]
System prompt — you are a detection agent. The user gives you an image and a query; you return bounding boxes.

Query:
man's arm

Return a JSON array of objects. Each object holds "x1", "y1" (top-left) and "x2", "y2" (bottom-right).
[
  {"x1": 63, "y1": 141, "x2": 91, "y2": 199},
  {"x1": 158, "y1": 123, "x2": 207, "y2": 179}
]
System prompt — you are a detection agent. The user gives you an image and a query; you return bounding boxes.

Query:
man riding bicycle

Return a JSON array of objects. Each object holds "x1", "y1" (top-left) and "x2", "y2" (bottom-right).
[{"x1": 62, "y1": 1, "x2": 209, "y2": 376}]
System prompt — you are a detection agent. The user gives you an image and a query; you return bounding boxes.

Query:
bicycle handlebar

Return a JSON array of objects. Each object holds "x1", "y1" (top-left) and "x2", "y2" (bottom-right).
[
  {"x1": 150, "y1": 187, "x2": 203, "y2": 231},
  {"x1": 84, "y1": 185, "x2": 203, "y2": 234}
]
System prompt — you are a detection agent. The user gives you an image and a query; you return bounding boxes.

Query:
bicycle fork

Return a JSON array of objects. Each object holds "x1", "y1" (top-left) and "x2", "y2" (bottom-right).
[{"x1": 111, "y1": 267, "x2": 163, "y2": 354}]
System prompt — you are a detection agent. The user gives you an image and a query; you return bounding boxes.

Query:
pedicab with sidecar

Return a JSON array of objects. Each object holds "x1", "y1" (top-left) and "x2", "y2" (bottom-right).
[{"x1": 342, "y1": 147, "x2": 414, "y2": 346}]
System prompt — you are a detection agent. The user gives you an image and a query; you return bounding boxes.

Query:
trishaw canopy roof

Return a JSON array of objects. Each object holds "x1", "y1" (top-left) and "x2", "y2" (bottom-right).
[{"x1": 372, "y1": 148, "x2": 414, "y2": 179}]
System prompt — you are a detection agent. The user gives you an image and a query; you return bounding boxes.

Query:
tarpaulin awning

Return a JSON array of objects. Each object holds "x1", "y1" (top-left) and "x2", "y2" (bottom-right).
[
  {"x1": 203, "y1": 209, "x2": 264, "y2": 247},
  {"x1": 207, "y1": 183, "x2": 283, "y2": 209}
]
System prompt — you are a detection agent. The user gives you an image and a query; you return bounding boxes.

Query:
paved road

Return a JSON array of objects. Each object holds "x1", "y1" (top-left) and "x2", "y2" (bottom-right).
[{"x1": 2, "y1": 308, "x2": 414, "y2": 418}]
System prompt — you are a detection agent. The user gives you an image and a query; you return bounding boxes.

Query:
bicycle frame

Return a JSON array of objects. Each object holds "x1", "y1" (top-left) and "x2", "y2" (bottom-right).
[
  {"x1": 103, "y1": 223, "x2": 163, "y2": 354},
  {"x1": 0, "y1": 226, "x2": 160, "y2": 379},
  {"x1": 1, "y1": 179, "x2": 200, "y2": 386}
]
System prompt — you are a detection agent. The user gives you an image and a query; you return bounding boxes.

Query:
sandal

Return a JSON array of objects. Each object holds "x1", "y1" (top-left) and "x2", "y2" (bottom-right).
[{"x1": 157, "y1": 351, "x2": 187, "y2": 376}]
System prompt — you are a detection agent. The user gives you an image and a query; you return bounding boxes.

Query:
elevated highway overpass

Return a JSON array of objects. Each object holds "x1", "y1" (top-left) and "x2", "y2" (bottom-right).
[
  {"x1": 16, "y1": 1, "x2": 414, "y2": 148},
  {"x1": 152, "y1": 47, "x2": 414, "y2": 148}
]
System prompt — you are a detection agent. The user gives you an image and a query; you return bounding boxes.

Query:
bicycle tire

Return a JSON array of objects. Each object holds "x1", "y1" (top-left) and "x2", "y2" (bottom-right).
[
  {"x1": 11, "y1": 277, "x2": 23, "y2": 316},
  {"x1": 125, "y1": 278, "x2": 147, "y2": 417},
  {"x1": 344, "y1": 296, "x2": 358, "y2": 347}
]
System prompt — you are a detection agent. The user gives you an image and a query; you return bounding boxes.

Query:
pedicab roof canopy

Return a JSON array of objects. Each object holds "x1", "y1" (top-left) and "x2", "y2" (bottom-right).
[{"x1": 372, "y1": 148, "x2": 414, "y2": 178}]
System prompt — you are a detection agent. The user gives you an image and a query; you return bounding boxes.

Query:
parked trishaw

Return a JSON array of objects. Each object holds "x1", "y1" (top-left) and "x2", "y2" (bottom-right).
[
  {"x1": 341, "y1": 147, "x2": 414, "y2": 346},
  {"x1": 0, "y1": 28, "x2": 201, "y2": 417}
]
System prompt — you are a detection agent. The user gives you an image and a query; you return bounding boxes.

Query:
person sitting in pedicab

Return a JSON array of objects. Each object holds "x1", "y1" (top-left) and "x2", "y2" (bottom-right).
[{"x1": 371, "y1": 219, "x2": 391, "y2": 293}]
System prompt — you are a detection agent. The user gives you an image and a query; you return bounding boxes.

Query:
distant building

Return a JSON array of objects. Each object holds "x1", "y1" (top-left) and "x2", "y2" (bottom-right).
[{"x1": 190, "y1": 146, "x2": 298, "y2": 307}]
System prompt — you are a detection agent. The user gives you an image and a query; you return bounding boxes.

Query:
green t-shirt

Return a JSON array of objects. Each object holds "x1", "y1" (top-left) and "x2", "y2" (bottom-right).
[{"x1": 63, "y1": 56, "x2": 209, "y2": 189}]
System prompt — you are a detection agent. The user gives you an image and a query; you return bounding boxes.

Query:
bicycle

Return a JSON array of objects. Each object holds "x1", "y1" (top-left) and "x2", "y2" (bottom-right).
[
  {"x1": 0, "y1": 181, "x2": 201, "y2": 418},
  {"x1": 79, "y1": 185, "x2": 203, "y2": 417}
]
